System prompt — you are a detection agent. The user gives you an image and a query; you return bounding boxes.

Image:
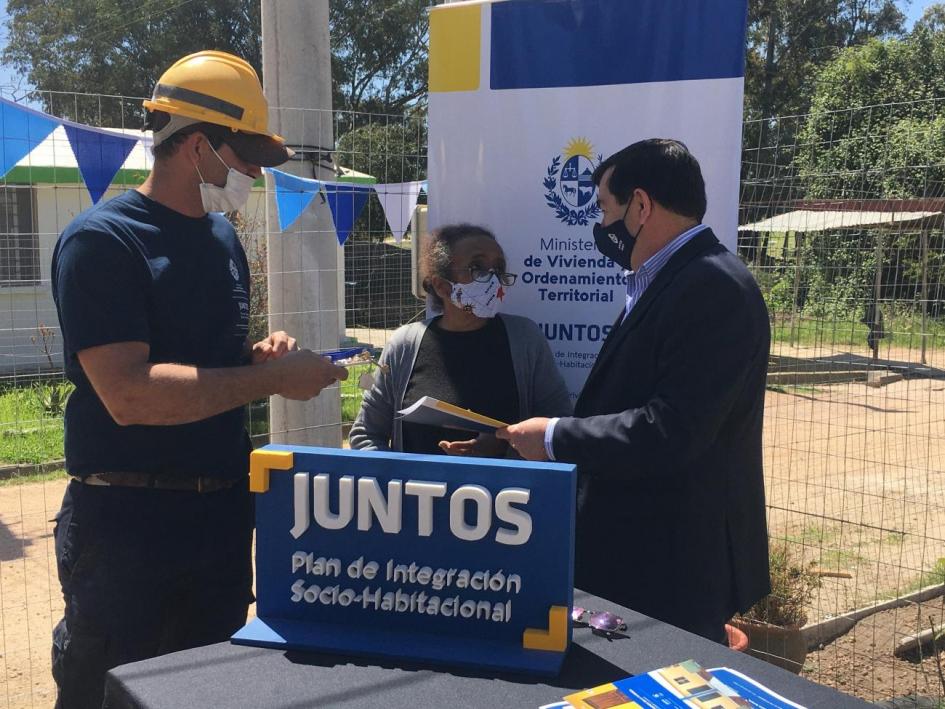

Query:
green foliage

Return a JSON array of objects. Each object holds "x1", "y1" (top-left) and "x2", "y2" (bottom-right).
[
  {"x1": 230, "y1": 212, "x2": 269, "y2": 346},
  {"x1": 740, "y1": 545, "x2": 822, "y2": 627},
  {"x1": 3, "y1": 1, "x2": 433, "y2": 124},
  {"x1": 340, "y1": 364, "x2": 372, "y2": 424},
  {"x1": 910, "y1": 557, "x2": 945, "y2": 591},
  {"x1": 32, "y1": 381, "x2": 74, "y2": 418},
  {"x1": 247, "y1": 399, "x2": 269, "y2": 448},
  {"x1": 745, "y1": 0, "x2": 904, "y2": 120},
  {"x1": 765, "y1": 274, "x2": 797, "y2": 313},
  {"x1": 0, "y1": 468, "x2": 67, "y2": 487},
  {"x1": 3, "y1": 0, "x2": 261, "y2": 125},
  {"x1": 796, "y1": 27, "x2": 945, "y2": 199},
  {"x1": 330, "y1": 0, "x2": 433, "y2": 115},
  {"x1": 881, "y1": 115, "x2": 945, "y2": 197},
  {"x1": 799, "y1": 230, "x2": 876, "y2": 319},
  {"x1": 335, "y1": 114, "x2": 427, "y2": 238},
  {"x1": 917, "y1": 3, "x2": 945, "y2": 33},
  {"x1": 0, "y1": 386, "x2": 65, "y2": 464},
  {"x1": 335, "y1": 114, "x2": 427, "y2": 185}
]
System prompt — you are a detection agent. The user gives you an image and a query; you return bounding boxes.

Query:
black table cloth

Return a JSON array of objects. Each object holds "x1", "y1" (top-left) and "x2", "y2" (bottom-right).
[{"x1": 104, "y1": 589, "x2": 872, "y2": 709}]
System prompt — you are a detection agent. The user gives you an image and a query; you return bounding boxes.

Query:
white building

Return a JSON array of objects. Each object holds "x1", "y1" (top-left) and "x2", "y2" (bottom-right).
[{"x1": 0, "y1": 127, "x2": 273, "y2": 376}]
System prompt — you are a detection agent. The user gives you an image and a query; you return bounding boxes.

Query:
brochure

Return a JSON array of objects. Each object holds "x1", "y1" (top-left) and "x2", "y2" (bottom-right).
[
  {"x1": 560, "y1": 660, "x2": 806, "y2": 709},
  {"x1": 396, "y1": 396, "x2": 508, "y2": 433}
]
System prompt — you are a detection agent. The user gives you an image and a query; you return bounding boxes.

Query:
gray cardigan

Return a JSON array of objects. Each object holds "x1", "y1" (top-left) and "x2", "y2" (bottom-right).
[{"x1": 349, "y1": 314, "x2": 573, "y2": 452}]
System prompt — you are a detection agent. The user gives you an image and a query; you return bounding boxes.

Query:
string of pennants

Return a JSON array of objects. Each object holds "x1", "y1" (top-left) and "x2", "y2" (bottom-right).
[
  {"x1": 268, "y1": 168, "x2": 427, "y2": 245},
  {"x1": 0, "y1": 95, "x2": 138, "y2": 204},
  {"x1": 0, "y1": 95, "x2": 428, "y2": 244}
]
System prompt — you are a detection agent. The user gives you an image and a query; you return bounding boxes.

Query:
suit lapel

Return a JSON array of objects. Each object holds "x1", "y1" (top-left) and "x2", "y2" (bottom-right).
[
  {"x1": 582, "y1": 229, "x2": 722, "y2": 395},
  {"x1": 581, "y1": 307, "x2": 626, "y2": 387}
]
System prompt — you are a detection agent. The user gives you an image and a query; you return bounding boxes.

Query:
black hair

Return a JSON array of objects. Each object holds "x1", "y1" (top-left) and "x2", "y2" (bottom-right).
[
  {"x1": 592, "y1": 138, "x2": 706, "y2": 220},
  {"x1": 147, "y1": 111, "x2": 227, "y2": 161},
  {"x1": 421, "y1": 223, "x2": 499, "y2": 309}
]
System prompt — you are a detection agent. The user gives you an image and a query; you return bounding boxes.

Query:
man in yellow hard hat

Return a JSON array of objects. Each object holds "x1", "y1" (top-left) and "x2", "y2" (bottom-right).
[{"x1": 49, "y1": 51, "x2": 346, "y2": 708}]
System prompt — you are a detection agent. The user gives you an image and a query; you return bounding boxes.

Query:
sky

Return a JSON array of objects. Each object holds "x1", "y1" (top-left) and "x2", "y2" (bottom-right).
[{"x1": 0, "y1": 0, "x2": 938, "y2": 102}]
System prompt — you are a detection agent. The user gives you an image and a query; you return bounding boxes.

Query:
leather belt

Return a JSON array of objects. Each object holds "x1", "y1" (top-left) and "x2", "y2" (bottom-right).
[{"x1": 72, "y1": 472, "x2": 238, "y2": 493}]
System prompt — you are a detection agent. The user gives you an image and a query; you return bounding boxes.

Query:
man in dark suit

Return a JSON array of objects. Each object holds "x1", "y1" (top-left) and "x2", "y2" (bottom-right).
[{"x1": 498, "y1": 139, "x2": 770, "y2": 643}]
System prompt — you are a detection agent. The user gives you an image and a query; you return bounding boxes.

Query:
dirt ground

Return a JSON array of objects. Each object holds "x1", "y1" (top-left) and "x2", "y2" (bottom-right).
[
  {"x1": 0, "y1": 478, "x2": 66, "y2": 709},
  {"x1": 765, "y1": 342, "x2": 945, "y2": 620},
  {"x1": 803, "y1": 598, "x2": 945, "y2": 704},
  {"x1": 0, "y1": 342, "x2": 943, "y2": 707}
]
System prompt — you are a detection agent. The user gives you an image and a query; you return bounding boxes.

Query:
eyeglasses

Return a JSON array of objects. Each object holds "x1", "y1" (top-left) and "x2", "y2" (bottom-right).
[
  {"x1": 463, "y1": 267, "x2": 517, "y2": 287},
  {"x1": 571, "y1": 607, "x2": 628, "y2": 634}
]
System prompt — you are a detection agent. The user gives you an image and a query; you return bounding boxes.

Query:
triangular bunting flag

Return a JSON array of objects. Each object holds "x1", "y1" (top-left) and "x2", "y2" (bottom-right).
[
  {"x1": 323, "y1": 182, "x2": 373, "y2": 246},
  {"x1": 373, "y1": 181, "x2": 424, "y2": 242},
  {"x1": 269, "y1": 168, "x2": 322, "y2": 231},
  {"x1": 0, "y1": 97, "x2": 60, "y2": 177},
  {"x1": 64, "y1": 123, "x2": 138, "y2": 204}
]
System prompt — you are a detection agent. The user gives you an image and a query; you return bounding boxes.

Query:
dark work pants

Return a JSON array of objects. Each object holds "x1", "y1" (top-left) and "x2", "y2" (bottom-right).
[{"x1": 51, "y1": 479, "x2": 254, "y2": 709}]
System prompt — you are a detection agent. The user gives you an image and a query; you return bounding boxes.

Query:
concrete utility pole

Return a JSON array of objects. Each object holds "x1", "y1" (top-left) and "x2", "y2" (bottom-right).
[{"x1": 262, "y1": 0, "x2": 343, "y2": 446}]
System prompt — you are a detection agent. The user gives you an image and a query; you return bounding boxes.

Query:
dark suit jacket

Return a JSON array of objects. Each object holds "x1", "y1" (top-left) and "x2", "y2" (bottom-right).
[{"x1": 553, "y1": 228, "x2": 771, "y2": 639}]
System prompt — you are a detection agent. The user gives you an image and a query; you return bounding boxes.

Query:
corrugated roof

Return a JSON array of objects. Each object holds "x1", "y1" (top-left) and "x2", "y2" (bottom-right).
[{"x1": 739, "y1": 209, "x2": 941, "y2": 232}]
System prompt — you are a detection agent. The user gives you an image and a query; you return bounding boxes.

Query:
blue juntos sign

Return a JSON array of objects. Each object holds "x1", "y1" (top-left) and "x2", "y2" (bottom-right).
[{"x1": 232, "y1": 445, "x2": 576, "y2": 675}]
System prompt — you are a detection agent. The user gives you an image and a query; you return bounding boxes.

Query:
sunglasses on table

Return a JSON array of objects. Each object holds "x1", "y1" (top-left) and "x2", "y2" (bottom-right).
[{"x1": 571, "y1": 607, "x2": 628, "y2": 634}]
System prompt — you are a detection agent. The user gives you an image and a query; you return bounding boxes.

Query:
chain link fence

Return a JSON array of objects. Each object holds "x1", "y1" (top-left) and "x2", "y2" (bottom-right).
[{"x1": 0, "y1": 90, "x2": 940, "y2": 706}]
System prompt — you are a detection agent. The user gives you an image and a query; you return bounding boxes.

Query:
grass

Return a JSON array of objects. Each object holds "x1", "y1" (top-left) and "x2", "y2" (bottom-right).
[
  {"x1": 876, "y1": 557, "x2": 945, "y2": 601},
  {"x1": 884, "y1": 531, "x2": 906, "y2": 545},
  {"x1": 901, "y1": 557, "x2": 945, "y2": 595},
  {"x1": 785, "y1": 523, "x2": 838, "y2": 546},
  {"x1": 0, "y1": 386, "x2": 65, "y2": 465},
  {"x1": 0, "y1": 468, "x2": 67, "y2": 487},
  {"x1": 244, "y1": 362, "x2": 373, "y2": 446},
  {"x1": 770, "y1": 311, "x2": 945, "y2": 350},
  {"x1": 818, "y1": 548, "x2": 868, "y2": 570},
  {"x1": 340, "y1": 364, "x2": 372, "y2": 423}
]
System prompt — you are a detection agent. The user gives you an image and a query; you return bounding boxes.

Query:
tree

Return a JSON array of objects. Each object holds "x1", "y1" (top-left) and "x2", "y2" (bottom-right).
[
  {"x1": 917, "y1": 2, "x2": 945, "y2": 33},
  {"x1": 796, "y1": 27, "x2": 945, "y2": 199},
  {"x1": 335, "y1": 111, "x2": 426, "y2": 237},
  {"x1": 335, "y1": 112, "x2": 427, "y2": 184},
  {"x1": 3, "y1": 0, "x2": 433, "y2": 126},
  {"x1": 745, "y1": 0, "x2": 905, "y2": 120},
  {"x1": 740, "y1": 0, "x2": 906, "y2": 224},
  {"x1": 329, "y1": 0, "x2": 432, "y2": 116},
  {"x1": 785, "y1": 27, "x2": 945, "y2": 317},
  {"x1": 3, "y1": 0, "x2": 260, "y2": 125}
]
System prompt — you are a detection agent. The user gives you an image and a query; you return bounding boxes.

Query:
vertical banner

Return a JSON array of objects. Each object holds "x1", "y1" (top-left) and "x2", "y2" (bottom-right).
[{"x1": 428, "y1": 0, "x2": 748, "y2": 398}]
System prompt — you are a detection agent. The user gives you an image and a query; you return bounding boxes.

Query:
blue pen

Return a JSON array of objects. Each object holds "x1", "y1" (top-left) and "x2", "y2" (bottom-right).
[
  {"x1": 322, "y1": 347, "x2": 389, "y2": 373},
  {"x1": 322, "y1": 347, "x2": 368, "y2": 363}
]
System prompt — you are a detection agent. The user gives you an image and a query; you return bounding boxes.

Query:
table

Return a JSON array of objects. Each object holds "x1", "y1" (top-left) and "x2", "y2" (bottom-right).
[{"x1": 104, "y1": 590, "x2": 872, "y2": 708}]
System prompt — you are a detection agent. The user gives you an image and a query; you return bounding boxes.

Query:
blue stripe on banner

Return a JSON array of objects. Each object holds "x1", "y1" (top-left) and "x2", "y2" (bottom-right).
[{"x1": 490, "y1": 0, "x2": 748, "y2": 90}]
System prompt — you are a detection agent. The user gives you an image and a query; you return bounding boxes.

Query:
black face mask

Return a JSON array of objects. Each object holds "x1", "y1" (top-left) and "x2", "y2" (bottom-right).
[{"x1": 593, "y1": 202, "x2": 640, "y2": 270}]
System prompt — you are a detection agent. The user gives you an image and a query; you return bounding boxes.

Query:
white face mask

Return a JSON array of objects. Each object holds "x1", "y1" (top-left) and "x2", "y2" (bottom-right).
[
  {"x1": 195, "y1": 143, "x2": 254, "y2": 213},
  {"x1": 449, "y1": 274, "x2": 505, "y2": 319}
]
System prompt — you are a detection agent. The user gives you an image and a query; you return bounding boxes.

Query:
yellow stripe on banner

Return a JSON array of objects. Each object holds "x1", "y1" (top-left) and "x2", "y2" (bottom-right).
[{"x1": 429, "y1": 4, "x2": 481, "y2": 92}]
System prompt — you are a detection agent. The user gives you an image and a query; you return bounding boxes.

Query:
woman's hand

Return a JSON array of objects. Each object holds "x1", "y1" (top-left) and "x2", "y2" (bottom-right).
[{"x1": 439, "y1": 433, "x2": 508, "y2": 458}]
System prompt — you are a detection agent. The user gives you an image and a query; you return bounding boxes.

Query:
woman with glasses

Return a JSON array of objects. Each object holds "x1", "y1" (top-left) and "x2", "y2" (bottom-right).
[{"x1": 350, "y1": 223, "x2": 571, "y2": 457}]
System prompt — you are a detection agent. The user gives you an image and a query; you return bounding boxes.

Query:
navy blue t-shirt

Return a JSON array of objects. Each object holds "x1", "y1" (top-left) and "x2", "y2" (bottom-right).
[{"x1": 51, "y1": 190, "x2": 252, "y2": 479}]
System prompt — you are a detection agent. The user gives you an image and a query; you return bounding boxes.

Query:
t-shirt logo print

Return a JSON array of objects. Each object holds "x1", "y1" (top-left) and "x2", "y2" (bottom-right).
[{"x1": 229, "y1": 259, "x2": 240, "y2": 281}]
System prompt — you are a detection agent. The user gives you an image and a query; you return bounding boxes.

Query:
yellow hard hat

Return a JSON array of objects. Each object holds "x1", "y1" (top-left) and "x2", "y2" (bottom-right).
[{"x1": 144, "y1": 50, "x2": 292, "y2": 166}]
